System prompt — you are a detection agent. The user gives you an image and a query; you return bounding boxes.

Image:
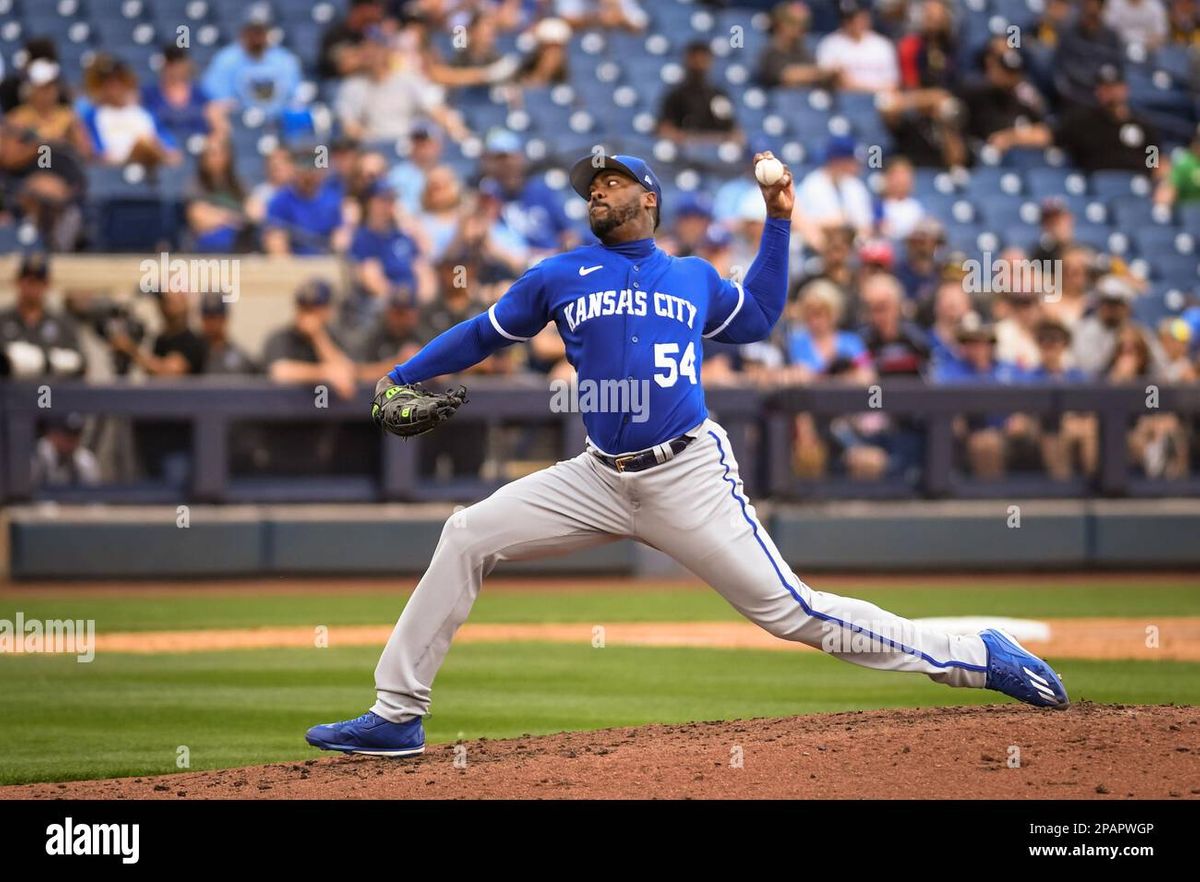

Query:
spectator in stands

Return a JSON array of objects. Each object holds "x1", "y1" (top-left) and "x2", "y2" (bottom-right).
[
  {"x1": 792, "y1": 222, "x2": 858, "y2": 319},
  {"x1": 32, "y1": 413, "x2": 101, "y2": 488},
  {"x1": 1158, "y1": 317, "x2": 1197, "y2": 381},
  {"x1": 442, "y1": 178, "x2": 530, "y2": 281},
  {"x1": 1030, "y1": 197, "x2": 1075, "y2": 263},
  {"x1": 82, "y1": 56, "x2": 181, "y2": 170},
  {"x1": 415, "y1": 164, "x2": 466, "y2": 261},
  {"x1": 1106, "y1": 321, "x2": 1187, "y2": 476},
  {"x1": 202, "y1": 4, "x2": 302, "y2": 119},
  {"x1": 264, "y1": 279, "x2": 358, "y2": 400},
  {"x1": 0, "y1": 38, "x2": 68, "y2": 114},
  {"x1": 956, "y1": 49, "x2": 1052, "y2": 161},
  {"x1": 0, "y1": 253, "x2": 85, "y2": 379},
  {"x1": 514, "y1": 17, "x2": 572, "y2": 86},
  {"x1": 478, "y1": 129, "x2": 574, "y2": 255},
  {"x1": 657, "y1": 41, "x2": 742, "y2": 143},
  {"x1": 555, "y1": 0, "x2": 649, "y2": 31},
  {"x1": 785, "y1": 279, "x2": 872, "y2": 382},
  {"x1": 933, "y1": 315, "x2": 1028, "y2": 479},
  {"x1": 897, "y1": 0, "x2": 959, "y2": 91},
  {"x1": 318, "y1": 0, "x2": 387, "y2": 79},
  {"x1": 1155, "y1": 123, "x2": 1200, "y2": 207},
  {"x1": 860, "y1": 272, "x2": 931, "y2": 377},
  {"x1": 927, "y1": 277, "x2": 973, "y2": 369},
  {"x1": 816, "y1": 0, "x2": 900, "y2": 92},
  {"x1": 263, "y1": 147, "x2": 351, "y2": 256},
  {"x1": 756, "y1": 2, "x2": 827, "y2": 88},
  {"x1": 111, "y1": 286, "x2": 205, "y2": 377},
  {"x1": 346, "y1": 182, "x2": 428, "y2": 327},
  {"x1": 896, "y1": 217, "x2": 945, "y2": 305},
  {"x1": 355, "y1": 284, "x2": 423, "y2": 377},
  {"x1": 1025, "y1": 318, "x2": 1097, "y2": 480},
  {"x1": 1056, "y1": 64, "x2": 1161, "y2": 173},
  {"x1": 1053, "y1": 0, "x2": 1125, "y2": 106},
  {"x1": 1043, "y1": 245, "x2": 1094, "y2": 328},
  {"x1": 142, "y1": 46, "x2": 226, "y2": 145},
  {"x1": 387, "y1": 123, "x2": 444, "y2": 215},
  {"x1": 994, "y1": 290, "x2": 1044, "y2": 371},
  {"x1": 663, "y1": 193, "x2": 715, "y2": 258},
  {"x1": 795, "y1": 136, "x2": 873, "y2": 247},
  {"x1": 875, "y1": 155, "x2": 925, "y2": 241},
  {"x1": 245, "y1": 145, "x2": 295, "y2": 226},
  {"x1": 185, "y1": 136, "x2": 251, "y2": 252},
  {"x1": 696, "y1": 223, "x2": 737, "y2": 280},
  {"x1": 418, "y1": 260, "x2": 488, "y2": 344},
  {"x1": 1167, "y1": 0, "x2": 1200, "y2": 43},
  {"x1": 199, "y1": 293, "x2": 256, "y2": 375},
  {"x1": 335, "y1": 31, "x2": 469, "y2": 143},
  {"x1": 1104, "y1": 0, "x2": 1169, "y2": 48},
  {"x1": 1073, "y1": 274, "x2": 1160, "y2": 376},
  {"x1": 728, "y1": 188, "x2": 768, "y2": 277},
  {"x1": 1034, "y1": 0, "x2": 1075, "y2": 46}
]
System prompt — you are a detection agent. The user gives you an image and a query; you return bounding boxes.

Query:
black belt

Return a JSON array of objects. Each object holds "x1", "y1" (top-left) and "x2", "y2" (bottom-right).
[{"x1": 590, "y1": 434, "x2": 695, "y2": 473}]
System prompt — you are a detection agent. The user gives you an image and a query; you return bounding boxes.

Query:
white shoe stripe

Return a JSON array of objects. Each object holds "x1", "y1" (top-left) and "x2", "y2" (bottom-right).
[{"x1": 1024, "y1": 666, "x2": 1051, "y2": 687}]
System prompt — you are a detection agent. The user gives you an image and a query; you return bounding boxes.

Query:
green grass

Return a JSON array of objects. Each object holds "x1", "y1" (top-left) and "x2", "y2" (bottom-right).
[
  {"x1": 2, "y1": 643, "x2": 1199, "y2": 785},
  {"x1": 1, "y1": 581, "x2": 1198, "y2": 632},
  {"x1": 2, "y1": 579, "x2": 1198, "y2": 785}
]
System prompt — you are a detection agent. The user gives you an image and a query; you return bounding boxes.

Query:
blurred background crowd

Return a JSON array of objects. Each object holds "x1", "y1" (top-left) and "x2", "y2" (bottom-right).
[{"x1": 2, "y1": 0, "x2": 1200, "y2": 491}]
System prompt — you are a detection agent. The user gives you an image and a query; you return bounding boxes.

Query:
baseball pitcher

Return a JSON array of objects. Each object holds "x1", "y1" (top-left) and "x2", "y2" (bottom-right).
[{"x1": 306, "y1": 151, "x2": 1068, "y2": 757}]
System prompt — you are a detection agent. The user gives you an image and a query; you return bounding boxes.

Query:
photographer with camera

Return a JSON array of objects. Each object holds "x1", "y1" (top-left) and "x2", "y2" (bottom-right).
[{"x1": 0, "y1": 252, "x2": 85, "y2": 378}]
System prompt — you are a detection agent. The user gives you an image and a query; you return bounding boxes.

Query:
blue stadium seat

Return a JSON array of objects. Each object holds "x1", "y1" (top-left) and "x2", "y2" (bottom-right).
[
  {"x1": 1073, "y1": 223, "x2": 1123, "y2": 254},
  {"x1": 1003, "y1": 225, "x2": 1042, "y2": 252},
  {"x1": 1135, "y1": 227, "x2": 1195, "y2": 257},
  {"x1": 977, "y1": 195, "x2": 1027, "y2": 229},
  {"x1": 1179, "y1": 203, "x2": 1200, "y2": 231},
  {"x1": 1091, "y1": 170, "x2": 1153, "y2": 199},
  {"x1": 1110, "y1": 195, "x2": 1175, "y2": 228},
  {"x1": 964, "y1": 167, "x2": 1024, "y2": 199},
  {"x1": 1026, "y1": 167, "x2": 1089, "y2": 196},
  {"x1": 1151, "y1": 254, "x2": 1200, "y2": 285}
]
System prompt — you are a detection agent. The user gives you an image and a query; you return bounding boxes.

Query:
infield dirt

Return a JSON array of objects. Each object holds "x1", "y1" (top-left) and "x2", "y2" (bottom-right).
[{"x1": 5, "y1": 703, "x2": 1198, "y2": 799}]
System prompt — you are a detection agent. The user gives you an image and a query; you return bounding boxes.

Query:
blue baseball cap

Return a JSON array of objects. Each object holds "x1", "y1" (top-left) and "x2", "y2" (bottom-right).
[
  {"x1": 294, "y1": 278, "x2": 333, "y2": 308},
  {"x1": 675, "y1": 192, "x2": 714, "y2": 220},
  {"x1": 823, "y1": 134, "x2": 858, "y2": 163},
  {"x1": 569, "y1": 153, "x2": 664, "y2": 230}
]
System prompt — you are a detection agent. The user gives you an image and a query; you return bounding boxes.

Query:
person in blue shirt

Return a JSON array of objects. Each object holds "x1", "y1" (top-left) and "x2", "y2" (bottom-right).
[
  {"x1": 786, "y1": 279, "x2": 872, "y2": 380},
  {"x1": 345, "y1": 181, "x2": 425, "y2": 328},
  {"x1": 263, "y1": 148, "x2": 348, "y2": 255},
  {"x1": 304, "y1": 150, "x2": 1067, "y2": 757},
  {"x1": 202, "y1": 4, "x2": 302, "y2": 120},
  {"x1": 141, "y1": 45, "x2": 225, "y2": 144},
  {"x1": 1024, "y1": 316, "x2": 1096, "y2": 480},
  {"x1": 478, "y1": 128, "x2": 576, "y2": 255},
  {"x1": 933, "y1": 315, "x2": 1033, "y2": 480}
]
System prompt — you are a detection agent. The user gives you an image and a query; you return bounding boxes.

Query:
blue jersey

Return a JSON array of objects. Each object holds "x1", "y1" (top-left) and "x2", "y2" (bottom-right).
[{"x1": 390, "y1": 217, "x2": 791, "y2": 453}]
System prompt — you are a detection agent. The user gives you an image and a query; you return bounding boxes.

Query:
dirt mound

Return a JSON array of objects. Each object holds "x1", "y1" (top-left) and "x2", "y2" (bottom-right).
[{"x1": 6, "y1": 703, "x2": 1198, "y2": 800}]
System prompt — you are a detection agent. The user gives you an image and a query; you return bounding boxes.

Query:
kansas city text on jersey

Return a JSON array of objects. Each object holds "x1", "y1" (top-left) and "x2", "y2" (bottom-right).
[{"x1": 563, "y1": 289, "x2": 697, "y2": 333}]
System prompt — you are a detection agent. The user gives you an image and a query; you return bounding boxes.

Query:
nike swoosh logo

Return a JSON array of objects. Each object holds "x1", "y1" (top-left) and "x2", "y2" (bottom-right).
[{"x1": 578, "y1": 265, "x2": 603, "y2": 276}]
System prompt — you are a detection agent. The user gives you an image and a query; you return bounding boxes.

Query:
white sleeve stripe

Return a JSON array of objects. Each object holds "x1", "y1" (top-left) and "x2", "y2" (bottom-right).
[
  {"x1": 488, "y1": 303, "x2": 531, "y2": 342},
  {"x1": 702, "y1": 281, "x2": 745, "y2": 339}
]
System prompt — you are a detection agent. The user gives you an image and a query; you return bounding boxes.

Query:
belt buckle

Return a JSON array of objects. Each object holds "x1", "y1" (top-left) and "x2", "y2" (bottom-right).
[{"x1": 614, "y1": 453, "x2": 638, "y2": 472}]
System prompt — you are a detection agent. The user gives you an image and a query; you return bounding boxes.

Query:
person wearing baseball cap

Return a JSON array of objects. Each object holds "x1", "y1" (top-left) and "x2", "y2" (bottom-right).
[
  {"x1": 656, "y1": 40, "x2": 742, "y2": 142},
  {"x1": 956, "y1": 47, "x2": 1051, "y2": 158},
  {"x1": 262, "y1": 278, "x2": 358, "y2": 400},
  {"x1": 198, "y1": 293, "x2": 256, "y2": 375},
  {"x1": 200, "y1": 1, "x2": 302, "y2": 118},
  {"x1": 1071, "y1": 273, "x2": 1143, "y2": 377},
  {"x1": 481, "y1": 128, "x2": 576, "y2": 254},
  {"x1": 0, "y1": 252, "x2": 86, "y2": 379},
  {"x1": 1054, "y1": 60, "x2": 1161, "y2": 173}
]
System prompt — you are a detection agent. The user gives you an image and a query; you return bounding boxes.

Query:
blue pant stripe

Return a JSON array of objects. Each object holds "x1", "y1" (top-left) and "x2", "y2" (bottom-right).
[{"x1": 708, "y1": 431, "x2": 987, "y2": 674}]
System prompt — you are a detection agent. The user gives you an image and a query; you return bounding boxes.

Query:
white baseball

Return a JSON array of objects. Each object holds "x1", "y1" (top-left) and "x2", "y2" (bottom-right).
[{"x1": 755, "y1": 157, "x2": 785, "y2": 187}]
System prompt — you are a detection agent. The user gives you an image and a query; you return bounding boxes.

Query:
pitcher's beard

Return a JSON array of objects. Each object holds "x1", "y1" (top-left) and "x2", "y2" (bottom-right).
[{"x1": 589, "y1": 200, "x2": 641, "y2": 238}]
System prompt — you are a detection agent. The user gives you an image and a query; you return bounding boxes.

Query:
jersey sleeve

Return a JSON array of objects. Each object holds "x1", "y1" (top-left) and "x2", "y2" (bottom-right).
[
  {"x1": 487, "y1": 262, "x2": 549, "y2": 341},
  {"x1": 702, "y1": 267, "x2": 747, "y2": 340}
]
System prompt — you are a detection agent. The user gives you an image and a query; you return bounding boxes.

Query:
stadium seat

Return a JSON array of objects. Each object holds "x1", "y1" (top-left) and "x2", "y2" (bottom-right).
[
  {"x1": 1026, "y1": 167, "x2": 1089, "y2": 196},
  {"x1": 1091, "y1": 170, "x2": 1153, "y2": 199},
  {"x1": 1110, "y1": 195, "x2": 1175, "y2": 228},
  {"x1": 1002, "y1": 225, "x2": 1042, "y2": 252},
  {"x1": 1149, "y1": 254, "x2": 1200, "y2": 285},
  {"x1": 1135, "y1": 227, "x2": 1195, "y2": 258}
]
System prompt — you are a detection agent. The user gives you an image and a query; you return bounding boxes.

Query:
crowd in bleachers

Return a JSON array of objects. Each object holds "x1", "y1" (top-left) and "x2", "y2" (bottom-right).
[{"x1": 2, "y1": 0, "x2": 1200, "y2": 487}]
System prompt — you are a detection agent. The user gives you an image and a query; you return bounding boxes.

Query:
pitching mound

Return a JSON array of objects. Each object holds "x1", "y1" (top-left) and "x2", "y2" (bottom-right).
[{"x1": 6, "y1": 703, "x2": 1198, "y2": 799}]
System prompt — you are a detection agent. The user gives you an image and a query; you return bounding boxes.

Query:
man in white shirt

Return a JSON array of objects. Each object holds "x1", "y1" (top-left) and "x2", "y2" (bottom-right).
[
  {"x1": 816, "y1": 0, "x2": 900, "y2": 92},
  {"x1": 1103, "y1": 0, "x2": 1169, "y2": 48},
  {"x1": 795, "y1": 135, "x2": 874, "y2": 247}
]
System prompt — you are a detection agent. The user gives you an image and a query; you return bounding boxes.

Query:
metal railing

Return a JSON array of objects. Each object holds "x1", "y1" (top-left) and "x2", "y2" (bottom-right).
[{"x1": 1, "y1": 378, "x2": 1198, "y2": 504}]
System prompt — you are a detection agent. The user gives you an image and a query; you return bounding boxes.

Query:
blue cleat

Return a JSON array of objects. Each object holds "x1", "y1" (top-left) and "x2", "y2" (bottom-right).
[
  {"x1": 305, "y1": 711, "x2": 426, "y2": 757},
  {"x1": 980, "y1": 628, "x2": 1070, "y2": 708}
]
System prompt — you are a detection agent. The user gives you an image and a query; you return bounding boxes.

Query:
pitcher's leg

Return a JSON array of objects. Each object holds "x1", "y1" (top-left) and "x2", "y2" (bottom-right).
[
  {"x1": 372, "y1": 453, "x2": 628, "y2": 721},
  {"x1": 637, "y1": 422, "x2": 988, "y2": 688}
]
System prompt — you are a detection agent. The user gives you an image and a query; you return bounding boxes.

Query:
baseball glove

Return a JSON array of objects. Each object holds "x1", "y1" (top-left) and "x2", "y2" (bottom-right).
[{"x1": 371, "y1": 380, "x2": 468, "y2": 438}]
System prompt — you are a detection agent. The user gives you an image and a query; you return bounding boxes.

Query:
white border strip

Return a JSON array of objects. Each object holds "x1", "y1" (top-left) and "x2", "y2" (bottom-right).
[
  {"x1": 702, "y1": 281, "x2": 745, "y2": 339},
  {"x1": 488, "y1": 304, "x2": 531, "y2": 342}
]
